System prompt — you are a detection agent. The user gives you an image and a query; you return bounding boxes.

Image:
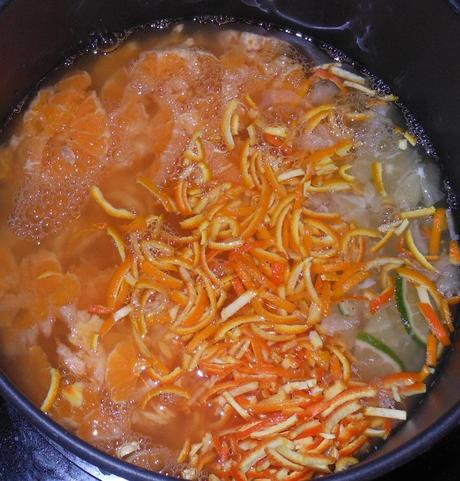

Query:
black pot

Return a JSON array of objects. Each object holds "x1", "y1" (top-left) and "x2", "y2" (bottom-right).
[{"x1": 1, "y1": 1, "x2": 460, "y2": 480}]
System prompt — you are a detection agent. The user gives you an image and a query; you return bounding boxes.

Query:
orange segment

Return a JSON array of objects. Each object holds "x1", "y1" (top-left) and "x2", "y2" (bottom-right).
[
  {"x1": 19, "y1": 250, "x2": 62, "y2": 291},
  {"x1": 91, "y1": 41, "x2": 141, "y2": 92},
  {"x1": 102, "y1": 49, "x2": 222, "y2": 176},
  {"x1": 0, "y1": 246, "x2": 18, "y2": 297},
  {"x1": 56, "y1": 71, "x2": 92, "y2": 91},
  {"x1": 0, "y1": 144, "x2": 14, "y2": 180},
  {"x1": 19, "y1": 250, "x2": 74, "y2": 297},
  {"x1": 207, "y1": 140, "x2": 243, "y2": 184},
  {"x1": 37, "y1": 90, "x2": 108, "y2": 175},
  {"x1": 131, "y1": 51, "x2": 189, "y2": 92},
  {"x1": 105, "y1": 339, "x2": 140, "y2": 402},
  {"x1": 49, "y1": 273, "x2": 81, "y2": 306},
  {"x1": 149, "y1": 103, "x2": 175, "y2": 158},
  {"x1": 100, "y1": 69, "x2": 129, "y2": 109},
  {"x1": 10, "y1": 346, "x2": 52, "y2": 407},
  {"x1": 108, "y1": 95, "x2": 174, "y2": 170},
  {"x1": 9, "y1": 71, "x2": 109, "y2": 239}
]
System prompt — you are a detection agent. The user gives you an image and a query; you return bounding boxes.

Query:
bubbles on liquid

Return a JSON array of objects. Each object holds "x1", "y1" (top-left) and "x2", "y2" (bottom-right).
[
  {"x1": 87, "y1": 30, "x2": 133, "y2": 55},
  {"x1": 286, "y1": 44, "x2": 314, "y2": 72},
  {"x1": 313, "y1": 36, "x2": 439, "y2": 164},
  {"x1": 8, "y1": 165, "x2": 98, "y2": 241},
  {"x1": 193, "y1": 15, "x2": 237, "y2": 28},
  {"x1": 149, "y1": 18, "x2": 174, "y2": 31}
]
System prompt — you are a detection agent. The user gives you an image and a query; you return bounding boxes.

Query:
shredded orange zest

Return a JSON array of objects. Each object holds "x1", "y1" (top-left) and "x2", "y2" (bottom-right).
[
  {"x1": 106, "y1": 255, "x2": 133, "y2": 309},
  {"x1": 418, "y1": 302, "x2": 451, "y2": 346},
  {"x1": 370, "y1": 227, "x2": 395, "y2": 253},
  {"x1": 184, "y1": 131, "x2": 204, "y2": 162},
  {"x1": 447, "y1": 295, "x2": 460, "y2": 306},
  {"x1": 369, "y1": 285, "x2": 394, "y2": 314},
  {"x1": 106, "y1": 226, "x2": 126, "y2": 261},
  {"x1": 222, "y1": 100, "x2": 239, "y2": 150},
  {"x1": 403, "y1": 131, "x2": 417, "y2": 146},
  {"x1": 90, "y1": 186, "x2": 136, "y2": 220},
  {"x1": 338, "y1": 164, "x2": 355, "y2": 182},
  {"x1": 396, "y1": 266, "x2": 442, "y2": 306},
  {"x1": 429, "y1": 208, "x2": 446, "y2": 256},
  {"x1": 426, "y1": 333, "x2": 438, "y2": 367},
  {"x1": 40, "y1": 368, "x2": 61, "y2": 413},
  {"x1": 4, "y1": 44, "x2": 456, "y2": 481},
  {"x1": 36, "y1": 271, "x2": 62, "y2": 280},
  {"x1": 303, "y1": 104, "x2": 334, "y2": 122},
  {"x1": 342, "y1": 229, "x2": 381, "y2": 255},
  {"x1": 141, "y1": 386, "x2": 191, "y2": 409},
  {"x1": 449, "y1": 240, "x2": 460, "y2": 266},
  {"x1": 371, "y1": 162, "x2": 386, "y2": 197},
  {"x1": 137, "y1": 176, "x2": 176, "y2": 212},
  {"x1": 405, "y1": 226, "x2": 437, "y2": 273},
  {"x1": 400, "y1": 206, "x2": 436, "y2": 220}
]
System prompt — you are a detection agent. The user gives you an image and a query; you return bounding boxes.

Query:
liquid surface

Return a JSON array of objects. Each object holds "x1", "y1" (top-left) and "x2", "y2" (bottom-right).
[{"x1": 0, "y1": 23, "x2": 458, "y2": 480}]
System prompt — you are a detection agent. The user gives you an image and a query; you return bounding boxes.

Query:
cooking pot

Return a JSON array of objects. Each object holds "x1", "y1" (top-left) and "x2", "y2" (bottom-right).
[{"x1": 0, "y1": 1, "x2": 460, "y2": 480}]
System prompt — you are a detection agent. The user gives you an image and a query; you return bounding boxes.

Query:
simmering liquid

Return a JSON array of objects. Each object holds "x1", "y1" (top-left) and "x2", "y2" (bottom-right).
[{"x1": 0, "y1": 23, "x2": 458, "y2": 479}]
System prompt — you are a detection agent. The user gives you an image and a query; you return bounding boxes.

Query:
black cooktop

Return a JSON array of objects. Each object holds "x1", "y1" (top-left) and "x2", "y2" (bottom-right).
[{"x1": 0, "y1": 397, "x2": 459, "y2": 481}]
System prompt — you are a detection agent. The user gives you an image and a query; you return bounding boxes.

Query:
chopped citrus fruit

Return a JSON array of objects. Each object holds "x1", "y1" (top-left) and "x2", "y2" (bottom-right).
[
  {"x1": 62, "y1": 382, "x2": 84, "y2": 408},
  {"x1": 91, "y1": 41, "x2": 141, "y2": 91},
  {"x1": 362, "y1": 301, "x2": 424, "y2": 372},
  {"x1": 22, "y1": 71, "x2": 108, "y2": 176},
  {"x1": 105, "y1": 339, "x2": 140, "y2": 402},
  {"x1": 0, "y1": 26, "x2": 457, "y2": 480},
  {"x1": 108, "y1": 94, "x2": 175, "y2": 171},
  {"x1": 101, "y1": 48, "x2": 222, "y2": 182},
  {"x1": 9, "y1": 71, "x2": 109, "y2": 239},
  {"x1": 356, "y1": 331, "x2": 405, "y2": 371},
  {"x1": 10, "y1": 346, "x2": 52, "y2": 407},
  {"x1": 396, "y1": 274, "x2": 430, "y2": 346},
  {"x1": 0, "y1": 246, "x2": 18, "y2": 297}
]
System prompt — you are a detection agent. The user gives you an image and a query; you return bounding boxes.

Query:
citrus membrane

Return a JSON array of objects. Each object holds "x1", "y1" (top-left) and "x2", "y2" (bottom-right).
[
  {"x1": 354, "y1": 340, "x2": 401, "y2": 379},
  {"x1": 361, "y1": 303, "x2": 424, "y2": 372},
  {"x1": 357, "y1": 331, "x2": 405, "y2": 371},
  {"x1": 338, "y1": 300, "x2": 356, "y2": 316},
  {"x1": 395, "y1": 274, "x2": 430, "y2": 347}
]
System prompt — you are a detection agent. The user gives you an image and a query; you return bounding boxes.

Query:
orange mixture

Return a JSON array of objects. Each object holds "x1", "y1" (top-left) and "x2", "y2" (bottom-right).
[{"x1": 0, "y1": 26, "x2": 458, "y2": 480}]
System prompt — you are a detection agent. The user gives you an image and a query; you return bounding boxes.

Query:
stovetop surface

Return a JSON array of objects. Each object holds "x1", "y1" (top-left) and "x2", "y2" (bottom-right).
[{"x1": 0, "y1": 397, "x2": 459, "y2": 481}]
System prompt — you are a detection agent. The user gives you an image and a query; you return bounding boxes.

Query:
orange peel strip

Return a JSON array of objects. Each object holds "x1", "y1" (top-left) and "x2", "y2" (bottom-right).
[
  {"x1": 90, "y1": 186, "x2": 136, "y2": 220},
  {"x1": 371, "y1": 162, "x2": 386, "y2": 197},
  {"x1": 141, "y1": 385, "x2": 191, "y2": 409},
  {"x1": 405, "y1": 226, "x2": 437, "y2": 273},
  {"x1": 137, "y1": 176, "x2": 176, "y2": 212},
  {"x1": 40, "y1": 368, "x2": 61, "y2": 413}
]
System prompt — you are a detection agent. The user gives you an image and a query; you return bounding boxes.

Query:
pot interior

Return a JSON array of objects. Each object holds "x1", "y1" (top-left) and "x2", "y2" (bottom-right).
[{"x1": 0, "y1": 1, "x2": 460, "y2": 480}]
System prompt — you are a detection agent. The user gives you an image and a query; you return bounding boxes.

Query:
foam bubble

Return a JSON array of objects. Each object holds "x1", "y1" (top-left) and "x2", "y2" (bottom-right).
[{"x1": 9, "y1": 170, "x2": 93, "y2": 241}]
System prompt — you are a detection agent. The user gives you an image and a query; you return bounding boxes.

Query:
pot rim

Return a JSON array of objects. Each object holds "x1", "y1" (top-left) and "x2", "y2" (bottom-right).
[{"x1": 2, "y1": 371, "x2": 460, "y2": 481}]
